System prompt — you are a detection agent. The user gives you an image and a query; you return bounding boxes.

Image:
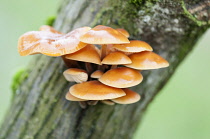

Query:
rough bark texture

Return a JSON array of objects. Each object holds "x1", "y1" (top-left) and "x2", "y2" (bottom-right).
[{"x1": 1, "y1": 0, "x2": 209, "y2": 139}]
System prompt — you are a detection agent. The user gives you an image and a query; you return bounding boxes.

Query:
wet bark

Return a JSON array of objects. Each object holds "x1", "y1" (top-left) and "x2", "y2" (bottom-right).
[{"x1": 1, "y1": 0, "x2": 209, "y2": 139}]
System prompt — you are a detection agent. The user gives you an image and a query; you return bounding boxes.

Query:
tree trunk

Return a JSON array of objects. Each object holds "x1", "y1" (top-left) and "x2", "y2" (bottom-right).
[{"x1": 1, "y1": 0, "x2": 209, "y2": 139}]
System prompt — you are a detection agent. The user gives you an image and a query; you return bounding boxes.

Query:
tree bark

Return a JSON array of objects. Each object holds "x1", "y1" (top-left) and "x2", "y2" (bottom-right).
[{"x1": 1, "y1": 0, "x2": 209, "y2": 139}]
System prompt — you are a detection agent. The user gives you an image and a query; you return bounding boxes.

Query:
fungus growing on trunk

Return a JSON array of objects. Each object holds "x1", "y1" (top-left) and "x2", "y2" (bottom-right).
[
  {"x1": 90, "y1": 70, "x2": 104, "y2": 79},
  {"x1": 79, "y1": 25, "x2": 130, "y2": 59},
  {"x1": 65, "y1": 92, "x2": 86, "y2": 101},
  {"x1": 18, "y1": 27, "x2": 91, "y2": 56},
  {"x1": 115, "y1": 28, "x2": 130, "y2": 38},
  {"x1": 99, "y1": 67, "x2": 143, "y2": 88},
  {"x1": 113, "y1": 40, "x2": 153, "y2": 54},
  {"x1": 101, "y1": 51, "x2": 132, "y2": 65},
  {"x1": 112, "y1": 88, "x2": 140, "y2": 104},
  {"x1": 69, "y1": 81, "x2": 126, "y2": 100},
  {"x1": 63, "y1": 68, "x2": 88, "y2": 83},
  {"x1": 65, "y1": 44, "x2": 101, "y2": 65},
  {"x1": 17, "y1": 25, "x2": 169, "y2": 107},
  {"x1": 125, "y1": 51, "x2": 169, "y2": 70}
]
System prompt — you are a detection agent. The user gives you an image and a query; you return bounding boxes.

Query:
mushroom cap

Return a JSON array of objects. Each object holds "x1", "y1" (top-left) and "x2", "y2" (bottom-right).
[
  {"x1": 65, "y1": 44, "x2": 101, "y2": 64},
  {"x1": 112, "y1": 88, "x2": 140, "y2": 104},
  {"x1": 116, "y1": 28, "x2": 130, "y2": 38},
  {"x1": 39, "y1": 25, "x2": 62, "y2": 34},
  {"x1": 70, "y1": 81, "x2": 126, "y2": 100},
  {"x1": 63, "y1": 68, "x2": 88, "y2": 83},
  {"x1": 65, "y1": 92, "x2": 87, "y2": 101},
  {"x1": 113, "y1": 40, "x2": 153, "y2": 53},
  {"x1": 79, "y1": 25, "x2": 130, "y2": 44},
  {"x1": 18, "y1": 26, "x2": 91, "y2": 56},
  {"x1": 99, "y1": 67, "x2": 143, "y2": 88},
  {"x1": 125, "y1": 51, "x2": 169, "y2": 70},
  {"x1": 90, "y1": 70, "x2": 104, "y2": 79},
  {"x1": 101, "y1": 51, "x2": 132, "y2": 65}
]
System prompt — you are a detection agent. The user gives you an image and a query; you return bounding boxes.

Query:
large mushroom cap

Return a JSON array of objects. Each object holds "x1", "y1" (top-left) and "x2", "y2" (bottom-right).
[
  {"x1": 18, "y1": 26, "x2": 91, "y2": 56},
  {"x1": 125, "y1": 51, "x2": 169, "y2": 70},
  {"x1": 79, "y1": 25, "x2": 130, "y2": 44},
  {"x1": 113, "y1": 40, "x2": 153, "y2": 53},
  {"x1": 99, "y1": 67, "x2": 143, "y2": 88},
  {"x1": 70, "y1": 81, "x2": 125, "y2": 100},
  {"x1": 65, "y1": 92, "x2": 87, "y2": 101},
  {"x1": 18, "y1": 31, "x2": 62, "y2": 56},
  {"x1": 101, "y1": 51, "x2": 132, "y2": 65},
  {"x1": 63, "y1": 68, "x2": 88, "y2": 83},
  {"x1": 65, "y1": 44, "x2": 101, "y2": 65},
  {"x1": 112, "y1": 88, "x2": 140, "y2": 104}
]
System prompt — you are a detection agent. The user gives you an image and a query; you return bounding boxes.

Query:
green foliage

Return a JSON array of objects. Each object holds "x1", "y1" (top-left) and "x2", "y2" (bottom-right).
[
  {"x1": 11, "y1": 68, "x2": 28, "y2": 95},
  {"x1": 46, "y1": 16, "x2": 56, "y2": 26}
]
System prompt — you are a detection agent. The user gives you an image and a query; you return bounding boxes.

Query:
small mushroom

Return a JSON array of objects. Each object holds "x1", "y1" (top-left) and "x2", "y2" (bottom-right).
[
  {"x1": 116, "y1": 28, "x2": 130, "y2": 38},
  {"x1": 113, "y1": 40, "x2": 153, "y2": 54},
  {"x1": 63, "y1": 68, "x2": 88, "y2": 83},
  {"x1": 101, "y1": 51, "x2": 132, "y2": 66},
  {"x1": 124, "y1": 51, "x2": 169, "y2": 70},
  {"x1": 65, "y1": 44, "x2": 101, "y2": 73},
  {"x1": 79, "y1": 25, "x2": 130, "y2": 59},
  {"x1": 65, "y1": 44, "x2": 101, "y2": 65},
  {"x1": 65, "y1": 92, "x2": 87, "y2": 101},
  {"x1": 69, "y1": 81, "x2": 126, "y2": 100},
  {"x1": 90, "y1": 70, "x2": 104, "y2": 79},
  {"x1": 99, "y1": 67, "x2": 143, "y2": 88},
  {"x1": 112, "y1": 88, "x2": 140, "y2": 104}
]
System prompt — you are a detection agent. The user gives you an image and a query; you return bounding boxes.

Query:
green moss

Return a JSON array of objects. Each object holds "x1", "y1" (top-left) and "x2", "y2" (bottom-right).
[
  {"x1": 11, "y1": 68, "x2": 28, "y2": 95},
  {"x1": 45, "y1": 16, "x2": 56, "y2": 26},
  {"x1": 129, "y1": 0, "x2": 157, "y2": 9},
  {"x1": 181, "y1": 0, "x2": 209, "y2": 26}
]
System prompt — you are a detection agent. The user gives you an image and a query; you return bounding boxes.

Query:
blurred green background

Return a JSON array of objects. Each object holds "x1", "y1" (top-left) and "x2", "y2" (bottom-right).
[{"x1": 0, "y1": 0, "x2": 210, "y2": 139}]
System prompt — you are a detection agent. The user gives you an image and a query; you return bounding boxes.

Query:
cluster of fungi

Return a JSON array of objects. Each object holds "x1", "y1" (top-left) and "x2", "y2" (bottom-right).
[{"x1": 18, "y1": 25, "x2": 169, "y2": 108}]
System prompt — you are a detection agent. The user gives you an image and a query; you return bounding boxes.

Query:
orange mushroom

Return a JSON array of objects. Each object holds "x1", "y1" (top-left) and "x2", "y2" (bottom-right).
[
  {"x1": 65, "y1": 44, "x2": 101, "y2": 65},
  {"x1": 65, "y1": 92, "x2": 87, "y2": 101},
  {"x1": 69, "y1": 81, "x2": 125, "y2": 100},
  {"x1": 63, "y1": 68, "x2": 88, "y2": 83},
  {"x1": 112, "y1": 88, "x2": 140, "y2": 104},
  {"x1": 101, "y1": 51, "x2": 132, "y2": 65},
  {"x1": 125, "y1": 51, "x2": 169, "y2": 70},
  {"x1": 113, "y1": 40, "x2": 153, "y2": 54},
  {"x1": 90, "y1": 70, "x2": 104, "y2": 79},
  {"x1": 99, "y1": 67, "x2": 143, "y2": 88},
  {"x1": 80, "y1": 25, "x2": 130, "y2": 59},
  {"x1": 65, "y1": 44, "x2": 101, "y2": 73},
  {"x1": 18, "y1": 26, "x2": 91, "y2": 56},
  {"x1": 116, "y1": 28, "x2": 130, "y2": 38}
]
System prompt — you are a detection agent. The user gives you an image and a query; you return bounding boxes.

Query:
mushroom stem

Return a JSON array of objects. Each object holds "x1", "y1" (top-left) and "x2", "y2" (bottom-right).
[
  {"x1": 85, "y1": 62, "x2": 93, "y2": 74},
  {"x1": 79, "y1": 101, "x2": 87, "y2": 109},
  {"x1": 87, "y1": 100, "x2": 98, "y2": 105},
  {"x1": 101, "y1": 44, "x2": 107, "y2": 60},
  {"x1": 111, "y1": 65, "x2": 118, "y2": 69},
  {"x1": 101, "y1": 100, "x2": 115, "y2": 105}
]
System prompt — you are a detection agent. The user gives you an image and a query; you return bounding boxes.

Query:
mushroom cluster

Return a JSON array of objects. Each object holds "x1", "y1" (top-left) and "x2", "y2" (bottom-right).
[{"x1": 18, "y1": 25, "x2": 169, "y2": 108}]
